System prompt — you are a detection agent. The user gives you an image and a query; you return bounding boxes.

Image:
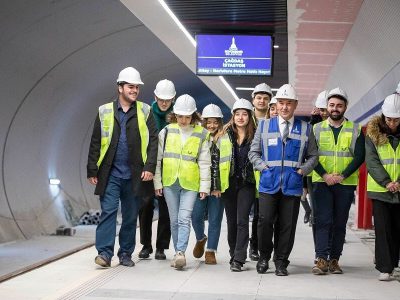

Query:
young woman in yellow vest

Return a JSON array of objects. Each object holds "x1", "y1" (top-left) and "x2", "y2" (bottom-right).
[
  {"x1": 153, "y1": 94, "x2": 211, "y2": 270},
  {"x1": 366, "y1": 93, "x2": 400, "y2": 281},
  {"x1": 221, "y1": 98, "x2": 257, "y2": 272},
  {"x1": 191, "y1": 104, "x2": 232, "y2": 265}
]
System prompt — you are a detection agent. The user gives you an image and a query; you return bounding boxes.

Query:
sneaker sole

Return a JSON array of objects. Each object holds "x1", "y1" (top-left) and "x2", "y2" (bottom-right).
[
  {"x1": 175, "y1": 258, "x2": 186, "y2": 269},
  {"x1": 312, "y1": 268, "x2": 327, "y2": 275},
  {"x1": 95, "y1": 257, "x2": 110, "y2": 268}
]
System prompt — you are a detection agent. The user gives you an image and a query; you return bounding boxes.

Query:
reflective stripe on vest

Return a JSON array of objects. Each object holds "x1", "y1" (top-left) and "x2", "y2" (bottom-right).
[
  {"x1": 312, "y1": 120, "x2": 360, "y2": 185},
  {"x1": 216, "y1": 133, "x2": 232, "y2": 193},
  {"x1": 97, "y1": 101, "x2": 150, "y2": 167},
  {"x1": 259, "y1": 117, "x2": 310, "y2": 196},
  {"x1": 367, "y1": 142, "x2": 400, "y2": 192},
  {"x1": 162, "y1": 124, "x2": 209, "y2": 191}
]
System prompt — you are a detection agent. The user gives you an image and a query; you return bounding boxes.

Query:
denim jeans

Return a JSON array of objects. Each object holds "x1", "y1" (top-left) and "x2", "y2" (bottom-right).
[
  {"x1": 96, "y1": 175, "x2": 140, "y2": 259},
  {"x1": 163, "y1": 181, "x2": 198, "y2": 252},
  {"x1": 192, "y1": 195, "x2": 224, "y2": 251},
  {"x1": 313, "y1": 182, "x2": 355, "y2": 260}
]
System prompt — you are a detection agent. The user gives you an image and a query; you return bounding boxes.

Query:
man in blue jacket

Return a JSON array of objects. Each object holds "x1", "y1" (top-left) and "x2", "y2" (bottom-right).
[{"x1": 249, "y1": 84, "x2": 318, "y2": 276}]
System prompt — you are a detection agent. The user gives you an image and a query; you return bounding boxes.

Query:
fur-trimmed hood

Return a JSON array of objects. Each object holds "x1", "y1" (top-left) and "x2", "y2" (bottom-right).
[{"x1": 366, "y1": 116, "x2": 388, "y2": 146}]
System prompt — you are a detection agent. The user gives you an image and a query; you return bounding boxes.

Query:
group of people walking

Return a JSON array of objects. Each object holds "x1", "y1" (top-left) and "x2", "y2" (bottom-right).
[{"x1": 87, "y1": 66, "x2": 400, "y2": 281}]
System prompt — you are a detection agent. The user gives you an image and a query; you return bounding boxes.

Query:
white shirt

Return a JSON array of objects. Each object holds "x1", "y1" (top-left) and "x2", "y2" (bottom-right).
[{"x1": 278, "y1": 115, "x2": 294, "y2": 137}]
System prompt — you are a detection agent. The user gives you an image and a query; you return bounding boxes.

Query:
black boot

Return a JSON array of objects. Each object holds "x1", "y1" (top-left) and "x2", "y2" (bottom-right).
[
  {"x1": 138, "y1": 246, "x2": 153, "y2": 259},
  {"x1": 249, "y1": 239, "x2": 260, "y2": 261},
  {"x1": 301, "y1": 198, "x2": 312, "y2": 224}
]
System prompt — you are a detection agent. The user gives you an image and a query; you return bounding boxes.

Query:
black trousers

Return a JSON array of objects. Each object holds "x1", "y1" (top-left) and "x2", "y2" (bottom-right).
[
  {"x1": 139, "y1": 195, "x2": 171, "y2": 250},
  {"x1": 372, "y1": 199, "x2": 400, "y2": 273},
  {"x1": 250, "y1": 197, "x2": 259, "y2": 250},
  {"x1": 223, "y1": 179, "x2": 256, "y2": 264},
  {"x1": 258, "y1": 191, "x2": 300, "y2": 267}
]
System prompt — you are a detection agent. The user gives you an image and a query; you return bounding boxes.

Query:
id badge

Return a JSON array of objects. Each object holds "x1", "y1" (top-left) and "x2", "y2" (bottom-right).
[{"x1": 268, "y1": 138, "x2": 278, "y2": 146}]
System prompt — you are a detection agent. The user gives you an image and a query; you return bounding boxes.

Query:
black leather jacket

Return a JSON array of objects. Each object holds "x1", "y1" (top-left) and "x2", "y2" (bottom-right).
[{"x1": 226, "y1": 126, "x2": 255, "y2": 184}]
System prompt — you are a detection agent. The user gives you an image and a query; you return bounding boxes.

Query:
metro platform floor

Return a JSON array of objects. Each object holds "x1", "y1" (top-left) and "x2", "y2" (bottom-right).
[{"x1": 0, "y1": 211, "x2": 399, "y2": 300}]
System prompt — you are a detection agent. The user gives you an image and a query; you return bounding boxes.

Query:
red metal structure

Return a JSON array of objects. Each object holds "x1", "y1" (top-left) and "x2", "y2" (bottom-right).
[{"x1": 356, "y1": 126, "x2": 373, "y2": 229}]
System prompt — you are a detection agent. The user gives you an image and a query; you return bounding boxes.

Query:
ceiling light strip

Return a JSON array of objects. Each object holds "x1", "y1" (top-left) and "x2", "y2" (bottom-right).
[
  {"x1": 158, "y1": 0, "x2": 196, "y2": 47},
  {"x1": 158, "y1": 0, "x2": 239, "y2": 102}
]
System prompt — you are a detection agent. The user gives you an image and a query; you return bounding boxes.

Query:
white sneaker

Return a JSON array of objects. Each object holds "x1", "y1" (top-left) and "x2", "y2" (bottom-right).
[
  {"x1": 378, "y1": 273, "x2": 391, "y2": 281},
  {"x1": 170, "y1": 255, "x2": 176, "y2": 268},
  {"x1": 174, "y1": 251, "x2": 186, "y2": 269}
]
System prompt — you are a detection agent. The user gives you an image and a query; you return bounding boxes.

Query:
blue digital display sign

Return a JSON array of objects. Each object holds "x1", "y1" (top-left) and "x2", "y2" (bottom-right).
[{"x1": 196, "y1": 34, "x2": 273, "y2": 76}]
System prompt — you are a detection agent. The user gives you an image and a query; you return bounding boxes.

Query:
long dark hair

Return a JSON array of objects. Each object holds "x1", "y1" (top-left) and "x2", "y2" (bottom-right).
[
  {"x1": 379, "y1": 114, "x2": 400, "y2": 135},
  {"x1": 202, "y1": 117, "x2": 224, "y2": 138},
  {"x1": 221, "y1": 109, "x2": 256, "y2": 142}
]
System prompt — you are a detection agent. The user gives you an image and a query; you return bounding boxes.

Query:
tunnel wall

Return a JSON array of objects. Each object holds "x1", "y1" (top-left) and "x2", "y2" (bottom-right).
[{"x1": 0, "y1": 0, "x2": 219, "y2": 243}]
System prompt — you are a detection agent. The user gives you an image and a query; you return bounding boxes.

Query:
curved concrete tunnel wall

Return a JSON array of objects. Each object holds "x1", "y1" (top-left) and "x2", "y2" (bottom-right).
[{"x1": 0, "y1": 1, "x2": 222, "y2": 243}]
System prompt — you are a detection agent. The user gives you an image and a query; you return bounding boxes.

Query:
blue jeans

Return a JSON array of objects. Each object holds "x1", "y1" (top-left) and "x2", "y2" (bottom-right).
[
  {"x1": 313, "y1": 182, "x2": 355, "y2": 260},
  {"x1": 96, "y1": 175, "x2": 140, "y2": 259},
  {"x1": 163, "y1": 181, "x2": 198, "y2": 252},
  {"x1": 192, "y1": 195, "x2": 224, "y2": 251}
]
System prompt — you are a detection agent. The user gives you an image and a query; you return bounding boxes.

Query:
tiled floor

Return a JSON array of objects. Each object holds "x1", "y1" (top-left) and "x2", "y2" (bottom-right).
[{"x1": 0, "y1": 208, "x2": 399, "y2": 300}]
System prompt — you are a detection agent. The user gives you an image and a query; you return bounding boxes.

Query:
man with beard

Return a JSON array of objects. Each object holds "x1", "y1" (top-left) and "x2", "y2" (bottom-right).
[
  {"x1": 87, "y1": 67, "x2": 158, "y2": 268},
  {"x1": 311, "y1": 87, "x2": 365, "y2": 275}
]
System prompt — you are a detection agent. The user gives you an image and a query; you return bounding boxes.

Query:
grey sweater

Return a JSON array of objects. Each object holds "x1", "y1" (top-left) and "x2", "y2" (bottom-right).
[{"x1": 248, "y1": 119, "x2": 319, "y2": 176}]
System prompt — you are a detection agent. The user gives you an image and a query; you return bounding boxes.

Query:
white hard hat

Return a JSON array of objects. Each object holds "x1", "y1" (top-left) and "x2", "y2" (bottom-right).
[
  {"x1": 231, "y1": 98, "x2": 253, "y2": 114},
  {"x1": 275, "y1": 84, "x2": 298, "y2": 101},
  {"x1": 327, "y1": 87, "x2": 348, "y2": 102},
  {"x1": 381, "y1": 94, "x2": 400, "y2": 118},
  {"x1": 173, "y1": 94, "x2": 197, "y2": 115},
  {"x1": 117, "y1": 67, "x2": 144, "y2": 85},
  {"x1": 252, "y1": 83, "x2": 273, "y2": 98},
  {"x1": 269, "y1": 96, "x2": 277, "y2": 106},
  {"x1": 314, "y1": 90, "x2": 328, "y2": 109},
  {"x1": 154, "y1": 79, "x2": 176, "y2": 99},
  {"x1": 396, "y1": 81, "x2": 400, "y2": 94},
  {"x1": 202, "y1": 104, "x2": 223, "y2": 118}
]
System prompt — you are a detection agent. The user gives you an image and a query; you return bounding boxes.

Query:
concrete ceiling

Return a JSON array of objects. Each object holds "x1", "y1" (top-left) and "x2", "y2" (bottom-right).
[{"x1": 288, "y1": 0, "x2": 363, "y2": 114}]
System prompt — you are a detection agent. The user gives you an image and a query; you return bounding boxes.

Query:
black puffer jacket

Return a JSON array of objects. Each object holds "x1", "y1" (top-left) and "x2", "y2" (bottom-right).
[{"x1": 226, "y1": 126, "x2": 255, "y2": 184}]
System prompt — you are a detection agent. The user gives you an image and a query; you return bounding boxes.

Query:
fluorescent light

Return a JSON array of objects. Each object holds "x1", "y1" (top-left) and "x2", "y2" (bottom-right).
[
  {"x1": 158, "y1": 0, "x2": 196, "y2": 47},
  {"x1": 236, "y1": 87, "x2": 254, "y2": 91},
  {"x1": 158, "y1": 0, "x2": 239, "y2": 101},
  {"x1": 273, "y1": 45, "x2": 279, "y2": 49},
  {"x1": 219, "y1": 76, "x2": 239, "y2": 101},
  {"x1": 236, "y1": 87, "x2": 279, "y2": 92},
  {"x1": 49, "y1": 178, "x2": 61, "y2": 185}
]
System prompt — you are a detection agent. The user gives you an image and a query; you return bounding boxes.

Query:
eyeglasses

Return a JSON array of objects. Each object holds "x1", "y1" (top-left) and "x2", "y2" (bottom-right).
[{"x1": 157, "y1": 99, "x2": 172, "y2": 104}]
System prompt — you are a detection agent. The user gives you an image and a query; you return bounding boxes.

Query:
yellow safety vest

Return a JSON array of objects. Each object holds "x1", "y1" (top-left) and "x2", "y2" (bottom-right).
[
  {"x1": 216, "y1": 133, "x2": 232, "y2": 193},
  {"x1": 367, "y1": 142, "x2": 400, "y2": 192},
  {"x1": 97, "y1": 101, "x2": 150, "y2": 167},
  {"x1": 162, "y1": 124, "x2": 209, "y2": 191},
  {"x1": 312, "y1": 120, "x2": 361, "y2": 185}
]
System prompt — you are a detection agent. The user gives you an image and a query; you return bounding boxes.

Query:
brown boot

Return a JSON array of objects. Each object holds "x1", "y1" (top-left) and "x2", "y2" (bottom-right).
[
  {"x1": 205, "y1": 251, "x2": 217, "y2": 265},
  {"x1": 193, "y1": 236, "x2": 207, "y2": 258},
  {"x1": 328, "y1": 259, "x2": 343, "y2": 274},
  {"x1": 312, "y1": 258, "x2": 328, "y2": 275}
]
